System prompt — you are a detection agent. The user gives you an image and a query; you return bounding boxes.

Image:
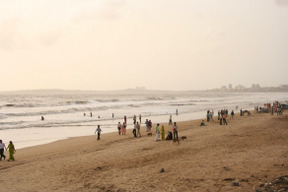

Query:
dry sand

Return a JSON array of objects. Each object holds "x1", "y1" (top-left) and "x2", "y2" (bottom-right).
[{"x1": 0, "y1": 112, "x2": 287, "y2": 192}]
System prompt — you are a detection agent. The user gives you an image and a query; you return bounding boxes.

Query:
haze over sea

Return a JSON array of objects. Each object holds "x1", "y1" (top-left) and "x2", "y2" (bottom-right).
[{"x1": 0, "y1": 90, "x2": 287, "y2": 149}]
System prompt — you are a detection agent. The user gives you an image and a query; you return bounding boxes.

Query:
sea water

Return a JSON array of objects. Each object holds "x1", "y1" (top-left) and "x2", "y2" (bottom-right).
[{"x1": 0, "y1": 90, "x2": 287, "y2": 149}]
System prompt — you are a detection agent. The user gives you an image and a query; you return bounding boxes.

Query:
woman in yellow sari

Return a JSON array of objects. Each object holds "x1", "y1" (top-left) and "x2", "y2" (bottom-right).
[
  {"x1": 7, "y1": 141, "x2": 16, "y2": 161},
  {"x1": 160, "y1": 125, "x2": 165, "y2": 140}
]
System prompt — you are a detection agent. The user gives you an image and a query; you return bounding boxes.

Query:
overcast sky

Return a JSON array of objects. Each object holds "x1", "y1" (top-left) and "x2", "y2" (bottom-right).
[{"x1": 0, "y1": 0, "x2": 287, "y2": 91}]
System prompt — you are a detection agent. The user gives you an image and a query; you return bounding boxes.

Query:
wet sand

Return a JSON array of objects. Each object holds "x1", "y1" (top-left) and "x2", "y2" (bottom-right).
[{"x1": 0, "y1": 111, "x2": 287, "y2": 192}]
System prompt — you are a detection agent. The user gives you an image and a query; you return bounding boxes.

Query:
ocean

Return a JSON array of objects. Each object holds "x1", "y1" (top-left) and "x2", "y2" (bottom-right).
[{"x1": 0, "y1": 90, "x2": 287, "y2": 149}]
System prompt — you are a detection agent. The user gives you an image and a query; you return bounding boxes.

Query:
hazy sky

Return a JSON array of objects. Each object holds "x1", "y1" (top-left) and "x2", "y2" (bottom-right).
[{"x1": 1, "y1": 0, "x2": 288, "y2": 91}]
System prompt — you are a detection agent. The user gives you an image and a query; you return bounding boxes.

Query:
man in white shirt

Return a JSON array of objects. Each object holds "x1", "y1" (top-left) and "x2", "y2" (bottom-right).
[
  {"x1": 172, "y1": 122, "x2": 178, "y2": 139},
  {"x1": 0, "y1": 140, "x2": 7, "y2": 160}
]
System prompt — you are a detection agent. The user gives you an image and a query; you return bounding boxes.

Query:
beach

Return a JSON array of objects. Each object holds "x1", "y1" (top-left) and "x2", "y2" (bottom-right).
[
  {"x1": 1, "y1": 91, "x2": 287, "y2": 150},
  {"x1": 0, "y1": 111, "x2": 287, "y2": 192}
]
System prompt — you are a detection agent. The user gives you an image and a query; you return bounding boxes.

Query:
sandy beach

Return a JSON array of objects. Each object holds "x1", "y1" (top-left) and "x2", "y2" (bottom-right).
[{"x1": 0, "y1": 111, "x2": 287, "y2": 192}]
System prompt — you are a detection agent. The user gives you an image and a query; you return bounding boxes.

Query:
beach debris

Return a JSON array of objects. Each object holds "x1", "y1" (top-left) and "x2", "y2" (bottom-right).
[
  {"x1": 255, "y1": 175, "x2": 288, "y2": 191},
  {"x1": 222, "y1": 166, "x2": 231, "y2": 171},
  {"x1": 160, "y1": 168, "x2": 165, "y2": 173},
  {"x1": 223, "y1": 178, "x2": 235, "y2": 181},
  {"x1": 232, "y1": 181, "x2": 239, "y2": 186}
]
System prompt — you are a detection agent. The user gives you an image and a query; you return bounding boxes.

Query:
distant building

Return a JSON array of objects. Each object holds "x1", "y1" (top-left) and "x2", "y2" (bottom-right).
[
  {"x1": 279, "y1": 84, "x2": 288, "y2": 89},
  {"x1": 221, "y1": 85, "x2": 227, "y2": 91},
  {"x1": 251, "y1": 84, "x2": 261, "y2": 91},
  {"x1": 235, "y1": 84, "x2": 245, "y2": 91},
  {"x1": 228, "y1": 84, "x2": 233, "y2": 90}
]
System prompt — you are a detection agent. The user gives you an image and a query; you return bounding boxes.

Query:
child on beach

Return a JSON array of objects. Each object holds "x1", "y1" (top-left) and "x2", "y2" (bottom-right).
[
  {"x1": 94, "y1": 125, "x2": 102, "y2": 140},
  {"x1": 200, "y1": 120, "x2": 206, "y2": 126}
]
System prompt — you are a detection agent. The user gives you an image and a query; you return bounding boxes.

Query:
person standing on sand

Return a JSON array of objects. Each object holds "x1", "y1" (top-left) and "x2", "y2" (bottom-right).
[
  {"x1": 148, "y1": 120, "x2": 152, "y2": 132},
  {"x1": 172, "y1": 122, "x2": 178, "y2": 139},
  {"x1": 94, "y1": 125, "x2": 102, "y2": 140},
  {"x1": 155, "y1": 123, "x2": 160, "y2": 141},
  {"x1": 133, "y1": 115, "x2": 136, "y2": 125},
  {"x1": 139, "y1": 114, "x2": 141, "y2": 124},
  {"x1": 222, "y1": 114, "x2": 228, "y2": 125},
  {"x1": 135, "y1": 122, "x2": 141, "y2": 137},
  {"x1": 124, "y1": 116, "x2": 127, "y2": 124},
  {"x1": 206, "y1": 110, "x2": 210, "y2": 122},
  {"x1": 7, "y1": 141, "x2": 16, "y2": 161},
  {"x1": 117, "y1": 122, "x2": 121, "y2": 135},
  {"x1": 0, "y1": 140, "x2": 7, "y2": 161},
  {"x1": 169, "y1": 115, "x2": 172, "y2": 125},
  {"x1": 160, "y1": 125, "x2": 165, "y2": 140},
  {"x1": 145, "y1": 119, "x2": 149, "y2": 132},
  {"x1": 231, "y1": 110, "x2": 235, "y2": 119},
  {"x1": 121, "y1": 122, "x2": 126, "y2": 135}
]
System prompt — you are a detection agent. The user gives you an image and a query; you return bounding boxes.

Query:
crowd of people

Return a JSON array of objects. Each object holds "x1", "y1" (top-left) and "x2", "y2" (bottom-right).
[{"x1": 106, "y1": 114, "x2": 181, "y2": 142}]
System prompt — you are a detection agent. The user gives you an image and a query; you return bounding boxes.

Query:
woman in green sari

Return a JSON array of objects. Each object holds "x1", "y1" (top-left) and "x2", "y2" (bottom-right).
[
  {"x1": 160, "y1": 125, "x2": 165, "y2": 140},
  {"x1": 7, "y1": 141, "x2": 16, "y2": 161}
]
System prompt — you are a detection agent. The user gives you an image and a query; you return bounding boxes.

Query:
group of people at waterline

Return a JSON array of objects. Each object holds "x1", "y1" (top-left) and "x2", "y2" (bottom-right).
[
  {"x1": 94, "y1": 113, "x2": 179, "y2": 142},
  {"x1": 0, "y1": 140, "x2": 16, "y2": 162}
]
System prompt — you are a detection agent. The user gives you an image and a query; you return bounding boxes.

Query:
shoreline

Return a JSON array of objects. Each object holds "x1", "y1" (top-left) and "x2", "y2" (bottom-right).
[
  {"x1": 3, "y1": 108, "x2": 252, "y2": 150},
  {"x1": 1, "y1": 111, "x2": 287, "y2": 191}
]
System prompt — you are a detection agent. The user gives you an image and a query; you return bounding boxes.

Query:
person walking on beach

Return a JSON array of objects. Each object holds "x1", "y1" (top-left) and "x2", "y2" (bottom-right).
[
  {"x1": 231, "y1": 110, "x2": 235, "y2": 119},
  {"x1": 117, "y1": 122, "x2": 121, "y2": 135},
  {"x1": 145, "y1": 119, "x2": 149, "y2": 132},
  {"x1": 94, "y1": 125, "x2": 102, "y2": 140},
  {"x1": 121, "y1": 122, "x2": 126, "y2": 135},
  {"x1": 148, "y1": 120, "x2": 152, "y2": 132},
  {"x1": 132, "y1": 125, "x2": 137, "y2": 137},
  {"x1": 135, "y1": 122, "x2": 141, "y2": 137},
  {"x1": 172, "y1": 122, "x2": 178, "y2": 139},
  {"x1": 155, "y1": 123, "x2": 160, "y2": 141},
  {"x1": 206, "y1": 110, "x2": 210, "y2": 122},
  {"x1": 7, "y1": 141, "x2": 16, "y2": 161},
  {"x1": 124, "y1": 116, "x2": 127, "y2": 124},
  {"x1": 139, "y1": 114, "x2": 142, "y2": 124},
  {"x1": 0, "y1": 140, "x2": 7, "y2": 161},
  {"x1": 169, "y1": 115, "x2": 172, "y2": 125},
  {"x1": 160, "y1": 125, "x2": 165, "y2": 140},
  {"x1": 133, "y1": 115, "x2": 136, "y2": 125},
  {"x1": 222, "y1": 114, "x2": 228, "y2": 125}
]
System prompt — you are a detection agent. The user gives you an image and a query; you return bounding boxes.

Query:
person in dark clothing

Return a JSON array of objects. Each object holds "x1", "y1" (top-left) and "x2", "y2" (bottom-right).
[
  {"x1": 166, "y1": 131, "x2": 173, "y2": 140},
  {"x1": 0, "y1": 140, "x2": 7, "y2": 160},
  {"x1": 222, "y1": 114, "x2": 228, "y2": 125},
  {"x1": 94, "y1": 125, "x2": 102, "y2": 140}
]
